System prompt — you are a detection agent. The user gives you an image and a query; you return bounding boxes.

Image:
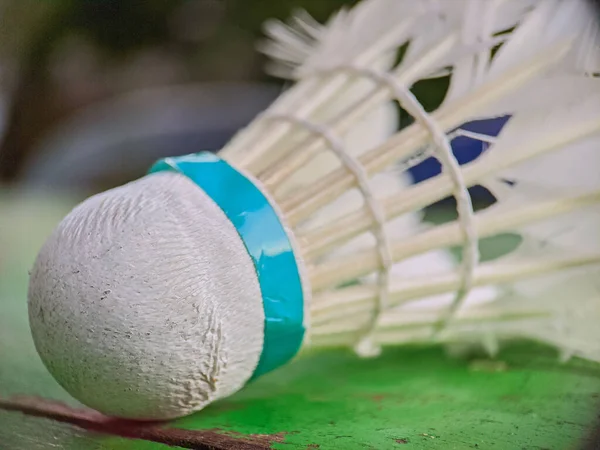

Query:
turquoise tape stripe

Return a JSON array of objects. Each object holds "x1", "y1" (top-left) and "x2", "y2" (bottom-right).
[{"x1": 149, "y1": 152, "x2": 305, "y2": 379}]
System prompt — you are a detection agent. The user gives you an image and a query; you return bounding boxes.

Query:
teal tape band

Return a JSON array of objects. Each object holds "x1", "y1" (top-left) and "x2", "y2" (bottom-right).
[{"x1": 149, "y1": 152, "x2": 305, "y2": 379}]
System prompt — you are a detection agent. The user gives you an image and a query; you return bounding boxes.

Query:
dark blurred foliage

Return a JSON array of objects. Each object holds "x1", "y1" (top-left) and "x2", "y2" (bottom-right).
[{"x1": 0, "y1": 0, "x2": 357, "y2": 186}]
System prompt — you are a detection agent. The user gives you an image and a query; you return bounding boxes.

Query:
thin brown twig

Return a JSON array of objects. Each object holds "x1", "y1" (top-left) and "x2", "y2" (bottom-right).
[{"x1": 0, "y1": 396, "x2": 283, "y2": 450}]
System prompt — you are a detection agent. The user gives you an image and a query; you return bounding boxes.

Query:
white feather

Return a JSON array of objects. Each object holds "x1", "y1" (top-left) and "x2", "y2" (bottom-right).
[
  {"x1": 482, "y1": 89, "x2": 600, "y2": 201},
  {"x1": 442, "y1": 0, "x2": 540, "y2": 101},
  {"x1": 444, "y1": 0, "x2": 599, "y2": 118},
  {"x1": 489, "y1": 268, "x2": 600, "y2": 362},
  {"x1": 260, "y1": 0, "x2": 430, "y2": 79}
]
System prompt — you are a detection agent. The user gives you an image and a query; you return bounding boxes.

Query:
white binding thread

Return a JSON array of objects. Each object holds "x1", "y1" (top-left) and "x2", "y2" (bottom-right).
[
  {"x1": 332, "y1": 64, "x2": 480, "y2": 337},
  {"x1": 263, "y1": 113, "x2": 393, "y2": 357}
]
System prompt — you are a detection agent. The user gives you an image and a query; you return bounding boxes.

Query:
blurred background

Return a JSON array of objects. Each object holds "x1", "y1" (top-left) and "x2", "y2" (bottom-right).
[
  {"x1": 0, "y1": 0, "x2": 487, "y2": 198},
  {"x1": 0, "y1": 0, "x2": 367, "y2": 194}
]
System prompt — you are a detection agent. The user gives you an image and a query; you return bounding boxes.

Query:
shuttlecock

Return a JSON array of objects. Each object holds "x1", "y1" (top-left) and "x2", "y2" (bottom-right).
[{"x1": 28, "y1": 0, "x2": 600, "y2": 420}]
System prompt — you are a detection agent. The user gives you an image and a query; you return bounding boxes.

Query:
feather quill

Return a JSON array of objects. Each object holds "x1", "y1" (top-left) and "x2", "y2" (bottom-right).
[{"x1": 251, "y1": 0, "x2": 600, "y2": 359}]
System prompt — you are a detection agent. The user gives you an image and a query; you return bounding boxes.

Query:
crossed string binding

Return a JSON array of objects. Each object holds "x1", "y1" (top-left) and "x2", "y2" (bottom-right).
[
  {"x1": 331, "y1": 64, "x2": 482, "y2": 339},
  {"x1": 263, "y1": 112, "x2": 393, "y2": 357},
  {"x1": 264, "y1": 62, "x2": 481, "y2": 353}
]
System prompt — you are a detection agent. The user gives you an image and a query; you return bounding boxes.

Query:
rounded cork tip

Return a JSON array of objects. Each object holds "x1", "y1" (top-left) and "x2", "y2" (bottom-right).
[{"x1": 28, "y1": 172, "x2": 265, "y2": 419}]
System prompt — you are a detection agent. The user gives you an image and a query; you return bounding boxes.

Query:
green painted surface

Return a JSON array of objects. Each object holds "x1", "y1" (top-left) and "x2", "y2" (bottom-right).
[
  {"x1": 1, "y1": 194, "x2": 600, "y2": 449},
  {"x1": 174, "y1": 344, "x2": 600, "y2": 450}
]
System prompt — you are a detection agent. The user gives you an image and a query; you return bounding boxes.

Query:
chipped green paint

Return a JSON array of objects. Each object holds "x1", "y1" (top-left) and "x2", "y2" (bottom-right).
[
  {"x1": 105, "y1": 343, "x2": 599, "y2": 450},
  {"x1": 2, "y1": 195, "x2": 600, "y2": 450}
]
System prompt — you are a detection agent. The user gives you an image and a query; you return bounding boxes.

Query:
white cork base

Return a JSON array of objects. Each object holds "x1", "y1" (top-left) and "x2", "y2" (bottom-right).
[{"x1": 28, "y1": 171, "x2": 265, "y2": 419}]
